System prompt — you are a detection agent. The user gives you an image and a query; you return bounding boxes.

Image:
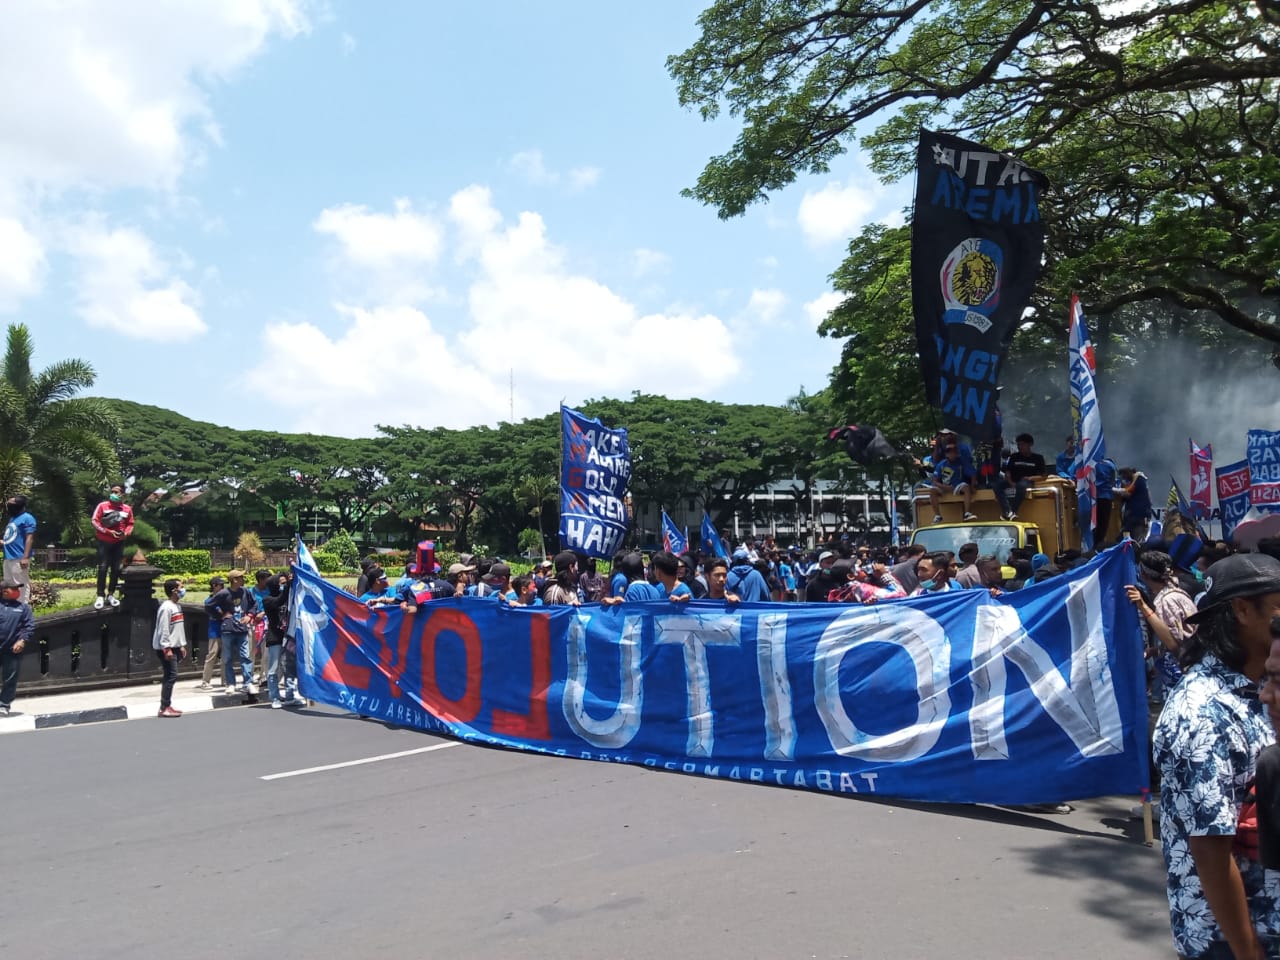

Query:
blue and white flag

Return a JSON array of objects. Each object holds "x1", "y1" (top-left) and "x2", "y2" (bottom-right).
[
  {"x1": 661, "y1": 510, "x2": 688, "y2": 554},
  {"x1": 295, "y1": 532, "x2": 319, "y2": 575},
  {"x1": 1068, "y1": 295, "x2": 1106, "y2": 550},
  {"x1": 297, "y1": 545, "x2": 1148, "y2": 806},
  {"x1": 701, "y1": 514, "x2": 727, "y2": 558},
  {"x1": 559, "y1": 406, "x2": 632, "y2": 559},
  {"x1": 1247, "y1": 429, "x2": 1280, "y2": 512}
]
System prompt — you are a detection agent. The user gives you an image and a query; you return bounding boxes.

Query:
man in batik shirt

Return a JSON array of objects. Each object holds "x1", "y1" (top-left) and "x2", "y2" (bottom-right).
[{"x1": 1154, "y1": 554, "x2": 1280, "y2": 959}]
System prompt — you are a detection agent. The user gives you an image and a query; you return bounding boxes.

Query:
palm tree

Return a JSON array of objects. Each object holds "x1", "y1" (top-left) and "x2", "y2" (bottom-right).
[
  {"x1": 515, "y1": 473, "x2": 557, "y2": 559},
  {"x1": 0, "y1": 323, "x2": 120, "y2": 520}
]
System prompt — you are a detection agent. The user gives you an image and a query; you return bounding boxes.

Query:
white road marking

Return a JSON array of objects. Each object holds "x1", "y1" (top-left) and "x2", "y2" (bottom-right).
[{"x1": 260, "y1": 741, "x2": 461, "y2": 780}]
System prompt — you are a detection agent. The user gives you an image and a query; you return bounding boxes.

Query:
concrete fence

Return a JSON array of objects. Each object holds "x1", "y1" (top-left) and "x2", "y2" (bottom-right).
[{"x1": 22, "y1": 565, "x2": 216, "y2": 694}]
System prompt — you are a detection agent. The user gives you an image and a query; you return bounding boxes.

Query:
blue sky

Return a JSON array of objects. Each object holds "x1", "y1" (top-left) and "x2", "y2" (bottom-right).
[{"x1": 0, "y1": 1, "x2": 909, "y2": 436}]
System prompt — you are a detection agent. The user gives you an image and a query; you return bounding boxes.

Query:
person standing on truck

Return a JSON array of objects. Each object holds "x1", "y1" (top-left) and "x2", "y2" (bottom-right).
[
  {"x1": 1117, "y1": 467, "x2": 1153, "y2": 542},
  {"x1": 1000, "y1": 433, "x2": 1048, "y2": 521},
  {"x1": 926, "y1": 441, "x2": 978, "y2": 523}
]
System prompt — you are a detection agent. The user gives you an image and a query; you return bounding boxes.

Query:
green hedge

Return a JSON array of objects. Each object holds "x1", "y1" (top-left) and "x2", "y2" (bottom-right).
[
  {"x1": 310, "y1": 551, "x2": 349, "y2": 574},
  {"x1": 147, "y1": 549, "x2": 213, "y2": 573}
]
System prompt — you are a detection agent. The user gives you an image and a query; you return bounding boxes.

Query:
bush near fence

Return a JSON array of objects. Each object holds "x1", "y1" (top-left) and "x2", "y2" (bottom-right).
[{"x1": 146, "y1": 549, "x2": 214, "y2": 573}]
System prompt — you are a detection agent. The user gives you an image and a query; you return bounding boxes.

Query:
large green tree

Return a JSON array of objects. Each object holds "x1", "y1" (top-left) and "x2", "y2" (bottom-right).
[
  {"x1": 0, "y1": 323, "x2": 119, "y2": 524},
  {"x1": 669, "y1": 0, "x2": 1280, "y2": 350}
]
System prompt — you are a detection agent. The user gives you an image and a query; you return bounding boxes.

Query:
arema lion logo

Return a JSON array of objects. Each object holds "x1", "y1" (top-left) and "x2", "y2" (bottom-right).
[{"x1": 940, "y1": 238, "x2": 1003, "y2": 332}]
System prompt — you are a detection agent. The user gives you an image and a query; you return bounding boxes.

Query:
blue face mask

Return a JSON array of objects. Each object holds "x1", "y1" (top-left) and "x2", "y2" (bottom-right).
[
  {"x1": 177, "y1": 587, "x2": 187, "y2": 599},
  {"x1": 918, "y1": 579, "x2": 936, "y2": 592},
  {"x1": 1192, "y1": 568, "x2": 1205, "y2": 583}
]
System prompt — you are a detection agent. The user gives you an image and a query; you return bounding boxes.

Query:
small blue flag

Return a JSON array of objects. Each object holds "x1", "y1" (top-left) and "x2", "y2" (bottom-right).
[
  {"x1": 701, "y1": 514, "x2": 727, "y2": 558},
  {"x1": 661, "y1": 511, "x2": 688, "y2": 554}
]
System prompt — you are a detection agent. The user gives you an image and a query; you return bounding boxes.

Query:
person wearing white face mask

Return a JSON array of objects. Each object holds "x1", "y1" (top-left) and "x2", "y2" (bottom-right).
[{"x1": 152, "y1": 578, "x2": 188, "y2": 717}]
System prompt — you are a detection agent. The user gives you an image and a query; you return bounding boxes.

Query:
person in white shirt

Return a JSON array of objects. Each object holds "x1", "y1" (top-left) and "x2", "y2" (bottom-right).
[{"x1": 152, "y1": 578, "x2": 189, "y2": 717}]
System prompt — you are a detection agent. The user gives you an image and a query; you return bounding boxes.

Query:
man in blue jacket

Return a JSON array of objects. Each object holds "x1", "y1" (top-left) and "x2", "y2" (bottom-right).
[
  {"x1": 726, "y1": 547, "x2": 771, "y2": 602},
  {"x1": 1, "y1": 577, "x2": 35, "y2": 716}
]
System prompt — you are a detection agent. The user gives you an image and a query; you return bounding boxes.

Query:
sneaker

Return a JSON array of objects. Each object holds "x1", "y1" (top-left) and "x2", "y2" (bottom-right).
[
  {"x1": 271, "y1": 699, "x2": 283, "y2": 709},
  {"x1": 93, "y1": 596, "x2": 105, "y2": 610},
  {"x1": 283, "y1": 697, "x2": 306, "y2": 708},
  {"x1": 932, "y1": 514, "x2": 943, "y2": 524},
  {"x1": 244, "y1": 693, "x2": 259, "y2": 705},
  {"x1": 962, "y1": 512, "x2": 978, "y2": 521},
  {"x1": 225, "y1": 686, "x2": 238, "y2": 695},
  {"x1": 1009, "y1": 511, "x2": 1018, "y2": 521},
  {"x1": 0, "y1": 705, "x2": 9, "y2": 717},
  {"x1": 1001, "y1": 511, "x2": 1013, "y2": 521},
  {"x1": 158, "y1": 706, "x2": 182, "y2": 718},
  {"x1": 108, "y1": 595, "x2": 120, "y2": 608},
  {"x1": 197, "y1": 681, "x2": 212, "y2": 691}
]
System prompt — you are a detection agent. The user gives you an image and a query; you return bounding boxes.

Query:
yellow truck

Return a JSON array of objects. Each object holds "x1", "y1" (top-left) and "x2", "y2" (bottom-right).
[{"x1": 910, "y1": 476, "x2": 1119, "y2": 564}]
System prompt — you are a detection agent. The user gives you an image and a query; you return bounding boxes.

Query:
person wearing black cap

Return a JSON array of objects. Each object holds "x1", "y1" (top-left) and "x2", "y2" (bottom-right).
[
  {"x1": 0, "y1": 577, "x2": 34, "y2": 716},
  {"x1": 1152, "y1": 553, "x2": 1280, "y2": 960}
]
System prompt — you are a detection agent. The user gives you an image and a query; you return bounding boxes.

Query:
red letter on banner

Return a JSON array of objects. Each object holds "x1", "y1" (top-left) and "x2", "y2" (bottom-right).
[
  {"x1": 492, "y1": 613, "x2": 551, "y2": 741},
  {"x1": 420, "y1": 609, "x2": 483, "y2": 724},
  {"x1": 320, "y1": 594, "x2": 373, "y2": 689}
]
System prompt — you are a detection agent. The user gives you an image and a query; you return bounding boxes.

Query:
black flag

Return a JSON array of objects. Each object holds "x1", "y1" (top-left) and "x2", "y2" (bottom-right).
[
  {"x1": 828, "y1": 425, "x2": 900, "y2": 466},
  {"x1": 911, "y1": 129, "x2": 1048, "y2": 441}
]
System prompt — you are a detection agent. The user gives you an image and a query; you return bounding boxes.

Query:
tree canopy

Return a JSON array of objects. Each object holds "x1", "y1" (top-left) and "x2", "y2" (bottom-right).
[
  {"x1": 93, "y1": 394, "x2": 866, "y2": 553},
  {"x1": 669, "y1": 1, "x2": 1280, "y2": 349}
]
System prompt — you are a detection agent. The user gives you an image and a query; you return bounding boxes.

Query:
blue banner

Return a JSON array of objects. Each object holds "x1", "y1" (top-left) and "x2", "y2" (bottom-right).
[
  {"x1": 558, "y1": 406, "x2": 631, "y2": 558},
  {"x1": 1247, "y1": 429, "x2": 1280, "y2": 512},
  {"x1": 701, "y1": 514, "x2": 727, "y2": 558},
  {"x1": 1216, "y1": 459, "x2": 1251, "y2": 541},
  {"x1": 295, "y1": 546, "x2": 1148, "y2": 805}
]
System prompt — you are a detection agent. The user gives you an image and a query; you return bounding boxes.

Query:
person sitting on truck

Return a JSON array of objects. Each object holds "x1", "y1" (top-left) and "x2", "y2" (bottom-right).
[
  {"x1": 1000, "y1": 433, "x2": 1048, "y2": 521},
  {"x1": 1055, "y1": 435, "x2": 1076, "y2": 479},
  {"x1": 927, "y1": 442, "x2": 978, "y2": 523}
]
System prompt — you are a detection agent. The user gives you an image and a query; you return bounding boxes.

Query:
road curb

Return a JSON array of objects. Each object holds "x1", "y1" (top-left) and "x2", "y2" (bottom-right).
[{"x1": 0, "y1": 689, "x2": 266, "y2": 735}]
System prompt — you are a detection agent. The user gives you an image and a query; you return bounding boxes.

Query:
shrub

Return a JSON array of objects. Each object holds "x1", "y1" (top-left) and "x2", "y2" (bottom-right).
[
  {"x1": 28, "y1": 581, "x2": 62, "y2": 610},
  {"x1": 326, "y1": 528, "x2": 360, "y2": 568},
  {"x1": 310, "y1": 551, "x2": 347, "y2": 573},
  {"x1": 518, "y1": 528, "x2": 542, "y2": 555},
  {"x1": 148, "y1": 549, "x2": 213, "y2": 574},
  {"x1": 234, "y1": 531, "x2": 265, "y2": 569}
]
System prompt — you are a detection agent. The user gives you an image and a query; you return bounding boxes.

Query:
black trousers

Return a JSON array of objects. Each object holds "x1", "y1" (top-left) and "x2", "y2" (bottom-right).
[
  {"x1": 96, "y1": 540, "x2": 125, "y2": 595},
  {"x1": 156, "y1": 649, "x2": 178, "y2": 709}
]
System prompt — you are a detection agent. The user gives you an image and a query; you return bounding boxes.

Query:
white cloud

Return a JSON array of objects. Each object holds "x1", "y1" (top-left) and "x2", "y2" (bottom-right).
[
  {"x1": 632, "y1": 247, "x2": 670, "y2": 277},
  {"x1": 248, "y1": 189, "x2": 740, "y2": 433},
  {"x1": 804, "y1": 291, "x2": 845, "y2": 330},
  {"x1": 67, "y1": 222, "x2": 206, "y2": 341},
  {"x1": 509, "y1": 149, "x2": 557, "y2": 186},
  {"x1": 746, "y1": 288, "x2": 787, "y2": 324},
  {"x1": 340, "y1": 32, "x2": 357, "y2": 55},
  {"x1": 507, "y1": 149, "x2": 601, "y2": 191},
  {"x1": 244, "y1": 304, "x2": 504, "y2": 435},
  {"x1": 568, "y1": 166, "x2": 601, "y2": 191},
  {"x1": 0, "y1": 0, "x2": 310, "y2": 193},
  {"x1": 313, "y1": 199, "x2": 443, "y2": 268},
  {"x1": 797, "y1": 180, "x2": 877, "y2": 246},
  {"x1": 0, "y1": 217, "x2": 47, "y2": 309}
]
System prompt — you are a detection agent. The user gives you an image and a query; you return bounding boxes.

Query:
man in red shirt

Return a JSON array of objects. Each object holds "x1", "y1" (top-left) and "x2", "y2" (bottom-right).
[{"x1": 90, "y1": 483, "x2": 134, "y2": 609}]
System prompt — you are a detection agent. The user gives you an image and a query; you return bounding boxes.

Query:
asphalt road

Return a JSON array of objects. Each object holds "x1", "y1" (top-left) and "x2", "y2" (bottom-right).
[{"x1": 0, "y1": 706, "x2": 1173, "y2": 959}]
